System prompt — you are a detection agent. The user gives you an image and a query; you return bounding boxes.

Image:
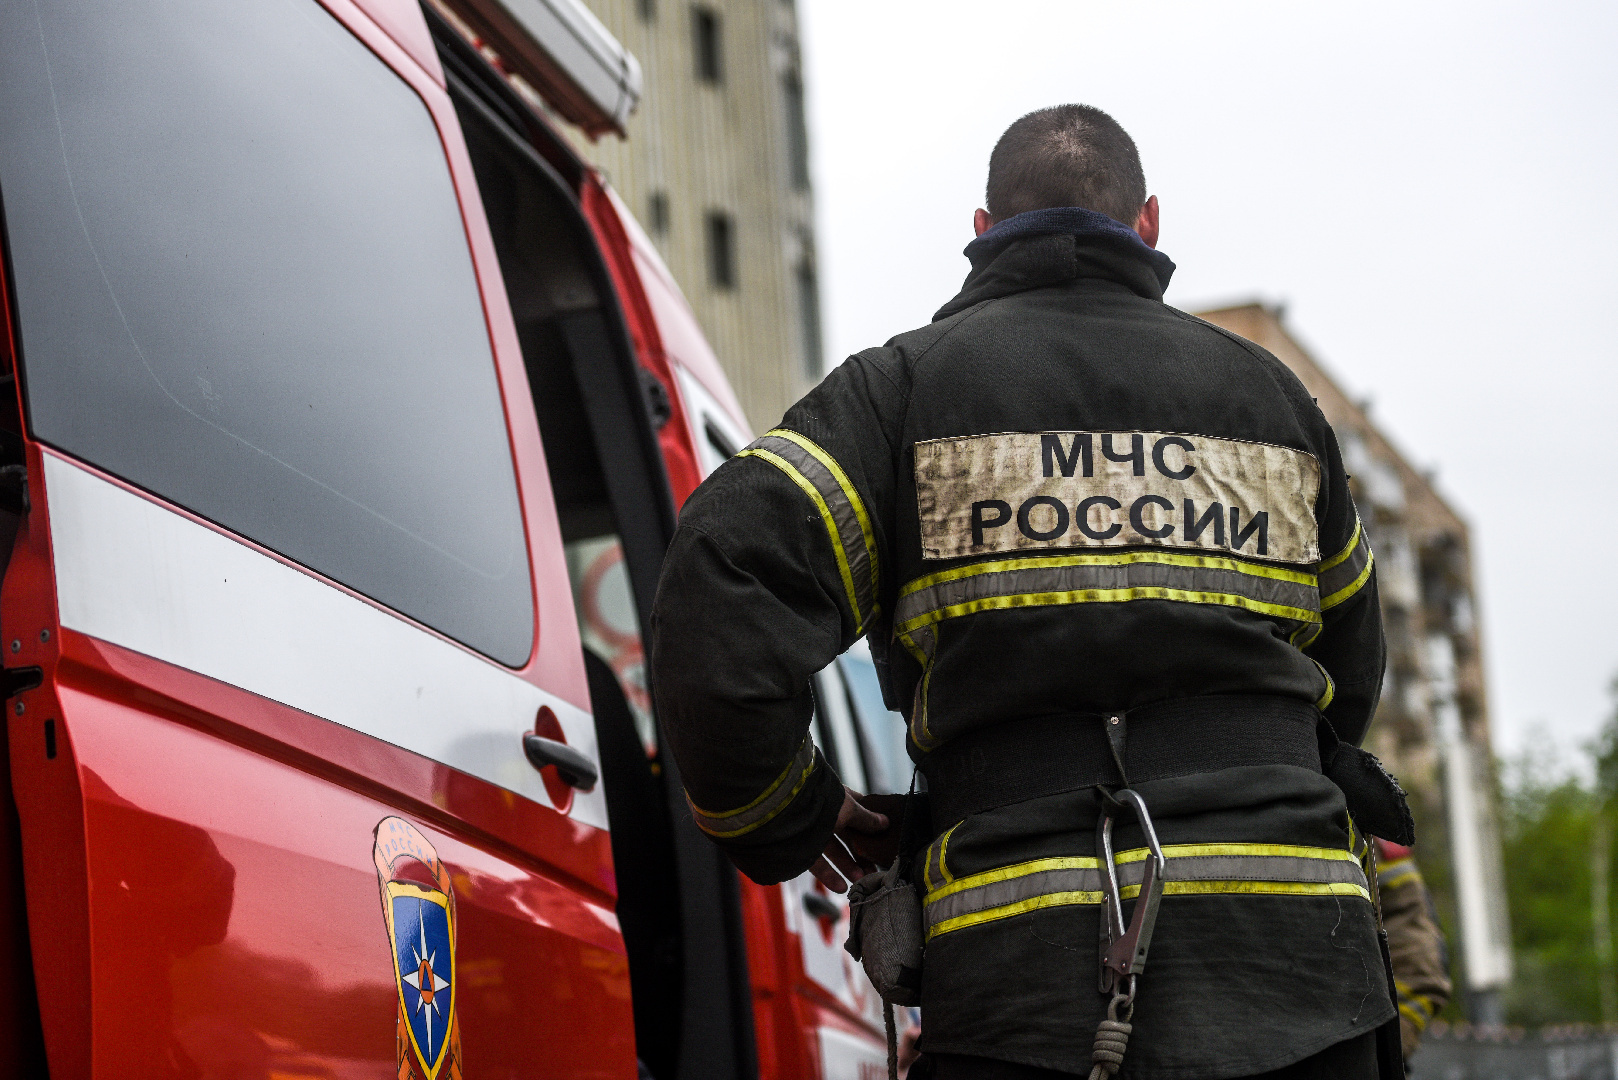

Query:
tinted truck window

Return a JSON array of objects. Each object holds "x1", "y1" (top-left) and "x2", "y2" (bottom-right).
[{"x1": 0, "y1": 0, "x2": 534, "y2": 664}]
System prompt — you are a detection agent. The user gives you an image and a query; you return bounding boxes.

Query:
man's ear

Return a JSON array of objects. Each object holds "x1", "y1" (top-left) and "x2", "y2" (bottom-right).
[
  {"x1": 1134, "y1": 196, "x2": 1160, "y2": 249},
  {"x1": 973, "y1": 208, "x2": 995, "y2": 237}
]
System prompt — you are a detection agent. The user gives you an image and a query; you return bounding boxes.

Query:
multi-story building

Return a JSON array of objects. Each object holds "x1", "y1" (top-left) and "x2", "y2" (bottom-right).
[
  {"x1": 555, "y1": 0, "x2": 823, "y2": 433},
  {"x1": 1198, "y1": 302, "x2": 1513, "y2": 1020}
]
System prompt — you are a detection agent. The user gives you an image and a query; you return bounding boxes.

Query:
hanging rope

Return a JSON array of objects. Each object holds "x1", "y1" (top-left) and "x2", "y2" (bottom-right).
[
  {"x1": 1088, "y1": 991, "x2": 1134, "y2": 1080},
  {"x1": 885, "y1": 1001, "x2": 899, "y2": 1080}
]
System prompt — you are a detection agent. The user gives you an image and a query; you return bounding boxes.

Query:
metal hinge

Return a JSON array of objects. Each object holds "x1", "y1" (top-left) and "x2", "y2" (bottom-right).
[{"x1": 2, "y1": 666, "x2": 42, "y2": 701}]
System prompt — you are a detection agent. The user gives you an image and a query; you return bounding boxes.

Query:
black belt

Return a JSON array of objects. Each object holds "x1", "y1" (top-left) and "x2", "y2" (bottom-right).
[{"x1": 917, "y1": 694, "x2": 1322, "y2": 830}]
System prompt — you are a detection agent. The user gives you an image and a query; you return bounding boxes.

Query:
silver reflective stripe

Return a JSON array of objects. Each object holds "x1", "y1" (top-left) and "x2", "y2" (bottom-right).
[
  {"x1": 925, "y1": 860, "x2": 1103, "y2": 933},
  {"x1": 924, "y1": 844, "x2": 1370, "y2": 941},
  {"x1": 1135, "y1": 850, "x2": 1365, "y2": 887},
  {"x1": 686, "y1": 736, "x2": 817, "y2": 839},
  {"x1": 739, "y1": 429, "x2": 879, "y2": 634},
  {"x1": 894, "y1": 552, "x2": 1319, "y2": 660},
  {"x1": 1318, "y1": 517, "x2": 1373, "y2": 610}
]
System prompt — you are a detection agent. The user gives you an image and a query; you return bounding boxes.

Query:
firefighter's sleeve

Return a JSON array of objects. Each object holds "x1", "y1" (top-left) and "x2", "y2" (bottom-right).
[
  {"x1": 1303, "y1": 421, "x2": 1386, "y2": 747},
  {"x1": 1376, "y1": 844, "x2": 1452, "y2": 1057},
  {"x1": 650, "y1": 352, "x2": 904, "y2": 885}
]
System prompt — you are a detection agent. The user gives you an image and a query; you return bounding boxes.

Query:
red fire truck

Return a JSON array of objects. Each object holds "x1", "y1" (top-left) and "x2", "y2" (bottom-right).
[{"x1": 0, "y1": 0, "x2": 903, "y2": 1075}]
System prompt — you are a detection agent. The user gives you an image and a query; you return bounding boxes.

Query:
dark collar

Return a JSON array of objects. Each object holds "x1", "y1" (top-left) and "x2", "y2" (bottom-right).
[{"x1": 934, "y1": 207, "x2": 1177, "y2": 321}]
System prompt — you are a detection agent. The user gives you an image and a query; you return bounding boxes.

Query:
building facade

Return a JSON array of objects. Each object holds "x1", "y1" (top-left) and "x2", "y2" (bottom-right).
[
  {"x1": 560, "y1": 0, "x2": 822, "y2": 433},
  {"x1": 1198, "y1": 303, "x2": 1513, "y2": 1020}
]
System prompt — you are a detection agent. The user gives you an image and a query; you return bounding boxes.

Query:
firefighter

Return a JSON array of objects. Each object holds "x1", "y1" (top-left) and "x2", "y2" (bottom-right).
[
  {"x1": 651, "y1": 104, "x2": 1399, "y2": 1079},
  {"x1": 1375, "y1": 839, "x2": 1452, "y2": 1059}
]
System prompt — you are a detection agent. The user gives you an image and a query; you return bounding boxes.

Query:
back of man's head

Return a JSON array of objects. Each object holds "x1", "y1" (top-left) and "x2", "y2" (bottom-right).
[{"x1": 985, "y1": 105, "x2": 1146, "y2": 226}]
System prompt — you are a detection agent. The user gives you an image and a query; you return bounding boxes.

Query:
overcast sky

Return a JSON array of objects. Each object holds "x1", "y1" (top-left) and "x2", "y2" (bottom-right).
[{"x1": 797, "y1": 0, "x2": 1618, "y2": 761}]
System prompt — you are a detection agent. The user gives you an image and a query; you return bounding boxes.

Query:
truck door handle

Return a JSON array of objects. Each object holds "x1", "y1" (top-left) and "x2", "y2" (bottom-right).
[
  {"x1": 803, "y1": 892, "x2": 842, "y2": 921},
  {"x1": 523, "y1": 734, "x2": 598, "y2": 793}
]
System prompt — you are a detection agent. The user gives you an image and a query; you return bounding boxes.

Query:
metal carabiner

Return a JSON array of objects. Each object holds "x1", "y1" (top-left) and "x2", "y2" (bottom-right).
[{"x1": 1096, "y1": 788, "x2": 1168, "y2": 997}]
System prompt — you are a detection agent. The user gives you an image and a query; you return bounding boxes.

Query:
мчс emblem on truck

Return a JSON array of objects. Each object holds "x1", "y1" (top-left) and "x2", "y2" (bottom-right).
[{"x1": 374, "y1": 817, "x2": 462, "y2": 1080}]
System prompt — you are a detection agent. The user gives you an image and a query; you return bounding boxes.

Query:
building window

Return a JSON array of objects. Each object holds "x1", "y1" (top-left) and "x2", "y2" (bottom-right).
[
  {"x1": 638, "y1": 0, "x2": 655, "y2": 21},
  {"x1": 647, "y1": 191, "x2": 669, "y2": 236},
  {"x1": 782, "y1": 71, "x2": 810, "y2": 191},
  {"x1": 705, "y1": 211, "x2": 736, "y2": 290},
  {"x1": 693, "y1": 7, "x2": 722, "y2": 84},
  {"x1": 796, "y1": 240, "x2": 823, "y2": 378}
]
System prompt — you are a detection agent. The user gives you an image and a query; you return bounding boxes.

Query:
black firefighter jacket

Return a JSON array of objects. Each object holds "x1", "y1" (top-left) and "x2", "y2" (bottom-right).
[{"x1": 650, "y1": 207, "x2": 1393, "y2": 1078}]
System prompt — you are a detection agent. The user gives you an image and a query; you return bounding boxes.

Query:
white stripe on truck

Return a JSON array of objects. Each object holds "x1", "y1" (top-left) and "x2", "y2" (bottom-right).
[{"x1": 44, "y1": 452, "x2": 607, "y2": 830}]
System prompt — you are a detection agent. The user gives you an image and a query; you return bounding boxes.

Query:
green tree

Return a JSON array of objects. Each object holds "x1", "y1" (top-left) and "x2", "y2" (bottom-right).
[
  {"x1": 1498, "y1": 676, "x2": 1618, "y2": 1025},
  {"x1": 1499, "y1": 756, "x2": 1600, "y2": 1023}
]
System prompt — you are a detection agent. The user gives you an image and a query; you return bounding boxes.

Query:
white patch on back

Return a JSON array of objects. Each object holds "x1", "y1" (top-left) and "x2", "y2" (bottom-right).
[{"x1": 914, "y1": 431, "x2": 1320, "y2": 564}]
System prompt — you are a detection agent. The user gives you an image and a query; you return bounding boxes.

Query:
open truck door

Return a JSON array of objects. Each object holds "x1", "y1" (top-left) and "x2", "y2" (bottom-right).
[{"x1": 447, "y1": 16, "x2": 911, "y2": 1068}]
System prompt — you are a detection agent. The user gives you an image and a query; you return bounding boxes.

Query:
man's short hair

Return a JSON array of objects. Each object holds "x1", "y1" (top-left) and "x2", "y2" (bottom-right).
[{"x1": 985, "y1": 105, "x2": 1147, "y2": 225}]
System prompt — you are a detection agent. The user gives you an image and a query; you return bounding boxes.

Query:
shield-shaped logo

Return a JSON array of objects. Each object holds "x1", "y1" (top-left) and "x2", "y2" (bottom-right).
[{"x1": 374, "y1": 817, "x2": 461, "y2": 1080}]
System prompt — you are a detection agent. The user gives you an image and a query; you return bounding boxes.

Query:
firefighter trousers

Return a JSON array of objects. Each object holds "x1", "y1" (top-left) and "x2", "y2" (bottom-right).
[{"x1": 920, "y1": 1029, "x2": 1379, "y2": 1080}]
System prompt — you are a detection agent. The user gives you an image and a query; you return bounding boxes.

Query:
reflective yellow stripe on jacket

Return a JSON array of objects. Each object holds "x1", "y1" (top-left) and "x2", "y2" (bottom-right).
[
  {"x1": 1310, "y1": 657, "x2": 1336, "y2": 712},
  {"x1": 739, "y1": 429, "x2": 880, "y2": 634},
  {"x1": 1396, "y1": 979, "x2": 1438, "y2": 1032},
  {"x1": 1377, "y1": 856, "x2": 1421, "y2": 893},
  {"x1": 685, "y1": 736, "x2": 817, "y2": 839},
  {"x1": 1318, "y1": 516, "x2": 1374, "y2": 611},
  {"x1": 893, "y1": 551, "x2": 1322, "y2": 665},
  {"x1": 923, "y1": 843, "x2": 1370, "y2": 942},
  {"x1": 891, "y1": 550, "x2": 1323, "y2": 749}
]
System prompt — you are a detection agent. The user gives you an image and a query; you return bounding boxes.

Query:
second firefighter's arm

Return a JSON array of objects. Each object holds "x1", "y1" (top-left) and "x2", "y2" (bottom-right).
[
  {"x1": 1376, "y1": 842, "x2": 1452, "y2": 1057},
  {"x1": 650, "y1": 352, "x2": 904, "y2": 885}
]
